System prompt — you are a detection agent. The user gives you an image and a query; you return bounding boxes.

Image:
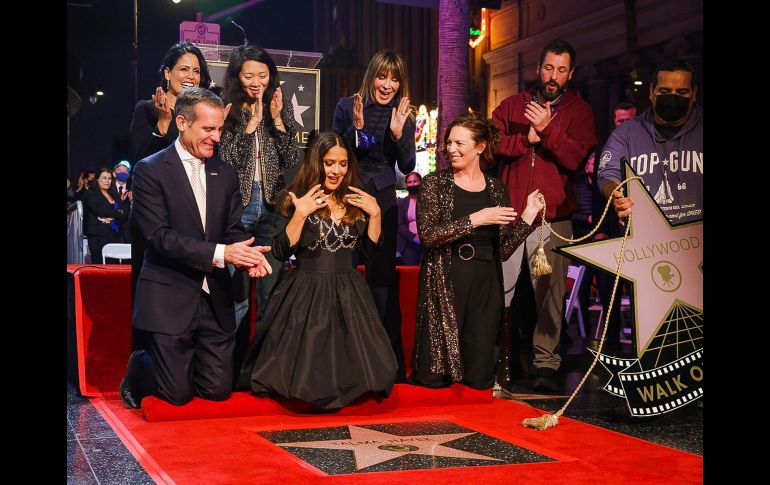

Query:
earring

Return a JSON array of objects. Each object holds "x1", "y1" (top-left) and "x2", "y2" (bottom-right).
[{"x1": 166, "y1": 79, "x2": 170, "y2": 91}]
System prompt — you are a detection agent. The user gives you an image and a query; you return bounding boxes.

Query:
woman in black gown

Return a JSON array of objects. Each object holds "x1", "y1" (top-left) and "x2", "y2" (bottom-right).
[{"x1": 238, "y1": 132, "x2": 398, "y2": 409}]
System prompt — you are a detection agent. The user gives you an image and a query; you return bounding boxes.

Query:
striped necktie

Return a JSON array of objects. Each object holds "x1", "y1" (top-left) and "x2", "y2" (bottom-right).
[
  {"x1": 188, "y1": 158, "x2": 206, "y2": 229},
  {"x1": 188, "y1": 158, "x2": 209, "y2": 293}
]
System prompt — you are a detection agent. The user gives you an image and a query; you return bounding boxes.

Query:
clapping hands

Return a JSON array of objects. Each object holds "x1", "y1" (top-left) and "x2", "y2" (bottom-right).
[
  {"x1": 224, "y1": 237, "x2": 273, "y2": 278},
  {"x1": 390, "y1": 97, "x2": 411, "y2": 140},
  {"x1": 152, "y1": 87, "x2": 172, "y2": 121},
  {"x1": 353, "y1": 93, "x2": 364, "y2": 130}
]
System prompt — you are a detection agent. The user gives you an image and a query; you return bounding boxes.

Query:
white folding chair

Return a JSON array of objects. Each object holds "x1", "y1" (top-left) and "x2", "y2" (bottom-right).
[
  {"x1": 593, "y1": 295, "x2": 632, "y2": 342},
  {"x1": 76, "y1": 201, "x2": 91, "y2": 263},
  {"x1": 101, "y1": 243, "x2": 131, "y2": 264},
  {"x1": 564, "y1": 264, "x2": 586, "y2": 337}
]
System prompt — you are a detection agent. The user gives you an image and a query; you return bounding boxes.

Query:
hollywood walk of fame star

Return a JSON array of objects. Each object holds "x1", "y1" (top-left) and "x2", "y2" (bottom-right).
[
  {"x1": 558, "y1": 163, "x2": 702, "y2": 358},
  {"x1": 276, "y1": 425, "x2": 501, "y2": 470},
  {"x1": 291, "y1": 92, "x2": 310, "y2": 127}
]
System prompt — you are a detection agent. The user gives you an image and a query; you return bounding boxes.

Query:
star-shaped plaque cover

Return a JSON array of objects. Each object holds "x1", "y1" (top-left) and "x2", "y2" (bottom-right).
[{"x1": 557, "y1": 162, "x2": 703, "y2": 358}]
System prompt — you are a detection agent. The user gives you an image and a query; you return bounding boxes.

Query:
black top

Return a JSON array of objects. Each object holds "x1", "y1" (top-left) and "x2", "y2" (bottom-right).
[
  {"x1": 452, "y1": 183, "x2": 495, "y2": 247},
  {"x1": 272, "y1": 214, "x2": 382, "y2": 272},
  {"x1": 130, "y1": 99, "x2": 179, "y2": 162}
]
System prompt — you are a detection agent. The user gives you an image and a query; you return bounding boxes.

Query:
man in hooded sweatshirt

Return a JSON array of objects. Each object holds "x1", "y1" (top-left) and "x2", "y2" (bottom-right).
[{"x1": 598, "y1": 59, "x2": 703, "y2": 226}]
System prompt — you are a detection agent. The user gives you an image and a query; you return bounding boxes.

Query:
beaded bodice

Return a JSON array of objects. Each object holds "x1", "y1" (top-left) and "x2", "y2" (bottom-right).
[
  {"x1": 290, "y1": 215, "x2": 372, "y2": 273},
  {"x1": 306, "y1": 214, "x2": 359, "y2": 252}
]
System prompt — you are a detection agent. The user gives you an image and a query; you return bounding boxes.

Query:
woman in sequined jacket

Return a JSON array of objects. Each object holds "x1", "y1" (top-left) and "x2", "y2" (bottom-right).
[
  {"x1": 219, "y1": 45, "x2": 302, "y2": 328},
  {"x1": 410, "y1": 113, "x2": 544, "y2": 389}
]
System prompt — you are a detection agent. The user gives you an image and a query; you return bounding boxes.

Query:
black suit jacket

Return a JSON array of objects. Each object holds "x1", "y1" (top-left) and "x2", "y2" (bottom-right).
[
  {"x1": 130, "y1": 144, "x2": 249, "y2": 335},
  {"x1": 82, "y1": 189, "x2": 129, "y2": 238},
  {"x1": 130, "y1": 99, "x2": 180, "y2": 162}
]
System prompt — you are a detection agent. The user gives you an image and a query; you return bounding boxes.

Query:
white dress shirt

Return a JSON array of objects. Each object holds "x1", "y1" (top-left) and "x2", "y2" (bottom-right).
[{"x1": 175, "y1": 139, "x2": 225, "y2": 269}]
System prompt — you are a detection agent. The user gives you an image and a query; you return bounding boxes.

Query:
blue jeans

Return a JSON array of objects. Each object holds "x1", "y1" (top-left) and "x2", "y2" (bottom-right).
[{"x1": 233, "y1": 182, "x2": 286, "y2": 327}]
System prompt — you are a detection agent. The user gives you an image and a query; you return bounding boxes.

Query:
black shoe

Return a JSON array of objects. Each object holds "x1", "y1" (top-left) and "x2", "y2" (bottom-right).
[
  {"x1": 532, "y1": 367, "x2": 560, "y2": 393},
  {"x1": 119, "y1": 350, "x2": 145, "y2": 409}
]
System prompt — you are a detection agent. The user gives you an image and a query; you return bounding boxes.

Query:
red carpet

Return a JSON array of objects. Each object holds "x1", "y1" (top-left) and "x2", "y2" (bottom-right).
[
  {"x1": 68, "y1": 264, "x2": 134, "y2": 397},
  {"x1": 142, "y1": 384, "x2": 492, "y2": 422},
  {"x1": 92, "y1": 386, "x2": 702, "y2": 485},
  {"x1": 68, "y1": 264, "x2": 420, "y2": 398}
]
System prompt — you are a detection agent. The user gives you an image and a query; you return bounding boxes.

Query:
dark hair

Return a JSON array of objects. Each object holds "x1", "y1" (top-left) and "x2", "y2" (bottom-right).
[
  {"x1": 615, "y1": 101, "x2": 637, "y2": 111},
  {"x1": 88, "y1": 168, "x2": 118, "y2": 199},
  {"x1": 538, "y1": 38, "x2": 576, "y2": 70},
  {"x1": 652, "y1": 59, "x2": 696, "y2": 88},
  {"x1": 222, "y1": 45, "x2": 281, "y2": 134},
  {"x1": 279, "y1": 132, "x2": 365, "y2": 225},
  {"x1": 175, "y1": 87, "x2": 224, "y2": 124},
  {"x1": 405, "y1": 171, "x2": 422, "y2": 182},
  {"x1": 158, "y1": 42, "x2": 212, "y2": 92},
  {"x1": 442, "y1": 112, "x2": 501, "y2": 170}
]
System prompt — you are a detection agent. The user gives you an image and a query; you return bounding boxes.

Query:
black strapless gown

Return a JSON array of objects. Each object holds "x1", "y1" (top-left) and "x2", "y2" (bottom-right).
[{"x1": 238, "y1": 214, "x2": 398, "y2": 409}]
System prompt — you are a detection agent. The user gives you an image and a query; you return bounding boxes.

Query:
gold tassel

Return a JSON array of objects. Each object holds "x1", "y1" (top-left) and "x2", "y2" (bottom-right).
[
  {"x1": 530, "y1": 227, "x2": 552, "y2": 276},
  {"x1": 530, "y1": 199, "x2": 552, "y2": 276},
  {"x1": 520, "y1": 177, "x2": 642, "y2": 432},
  {"x1": 522, "y1": 413, "x2": 559, "y2": 430}
]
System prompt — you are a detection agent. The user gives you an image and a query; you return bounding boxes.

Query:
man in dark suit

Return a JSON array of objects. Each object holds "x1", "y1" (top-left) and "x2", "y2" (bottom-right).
[
  {"x1": 113, "y1": 162, "x2": 133, "y2": 205},
  {"x1": 120, "y1": 87, "x2": 273, "y2": 408}
]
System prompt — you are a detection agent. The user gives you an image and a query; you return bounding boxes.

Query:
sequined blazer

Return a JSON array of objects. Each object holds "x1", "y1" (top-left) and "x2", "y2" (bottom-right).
[
  {"x1": 219, "y1": 102, "x2": 301, "y2": 207},
  {"x1": 413, "y1": 168, "x2": 534, "y2": 381}
]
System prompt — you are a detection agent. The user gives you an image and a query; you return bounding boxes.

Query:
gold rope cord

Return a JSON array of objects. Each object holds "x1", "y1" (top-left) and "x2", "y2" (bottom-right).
[{"x1": 522, "y1": 176, "x2": 641, "y2": 430}]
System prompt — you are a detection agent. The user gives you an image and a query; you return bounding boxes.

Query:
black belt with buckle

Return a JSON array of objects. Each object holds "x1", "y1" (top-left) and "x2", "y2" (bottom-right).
[{"x1": 453, "y1": 242, "x2": 494, "y2": 261}]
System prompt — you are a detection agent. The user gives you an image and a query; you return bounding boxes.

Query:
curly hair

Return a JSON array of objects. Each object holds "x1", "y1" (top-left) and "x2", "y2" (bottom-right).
[{"x1": 442, "y1": 111, "x2": 501, "y2": 170}]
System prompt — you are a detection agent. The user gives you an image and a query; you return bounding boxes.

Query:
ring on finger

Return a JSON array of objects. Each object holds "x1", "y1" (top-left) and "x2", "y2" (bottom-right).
[{"x1": 315, "y1": 197, "x2": 323, "y2": 205}]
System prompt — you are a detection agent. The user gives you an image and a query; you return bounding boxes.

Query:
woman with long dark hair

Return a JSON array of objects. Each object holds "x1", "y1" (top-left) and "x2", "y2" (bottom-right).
[
  {"x1": 238, "y1": 131, "x2": 397, "y2": 409},
  {"x1": 219, "y1": 45, "x2": 301, "y2": 328},
  {"x1": 129, "y1": 42, "x2": 212, "y2": 162},
  {"x1": 83, "y1": 168, "x2": 130, "y2": 264}
]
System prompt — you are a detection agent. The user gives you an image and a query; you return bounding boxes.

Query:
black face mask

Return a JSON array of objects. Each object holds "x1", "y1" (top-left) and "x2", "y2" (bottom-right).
[
  {"x1": 653, "y1": 94, "x2": 691, "y2": 122},
  {"x1": 407, "y1": 185, "x2": 420, "y2": 195}
]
